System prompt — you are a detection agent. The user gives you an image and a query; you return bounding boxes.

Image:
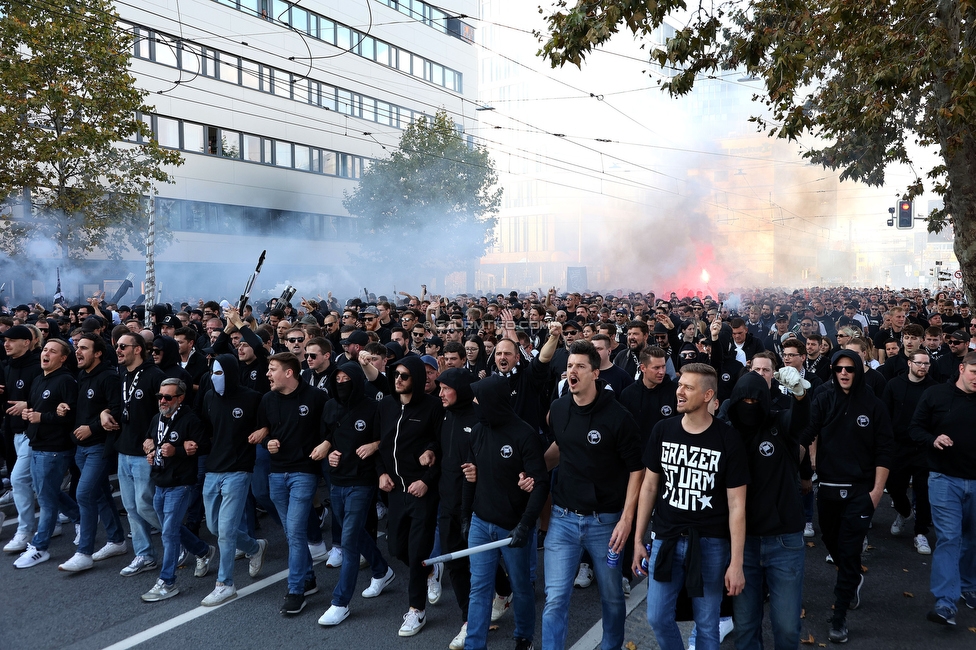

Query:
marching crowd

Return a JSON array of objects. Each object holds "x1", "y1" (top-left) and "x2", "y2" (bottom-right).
[{"x1": 1, "y1": 284, "x2": 975, "y2": 649}]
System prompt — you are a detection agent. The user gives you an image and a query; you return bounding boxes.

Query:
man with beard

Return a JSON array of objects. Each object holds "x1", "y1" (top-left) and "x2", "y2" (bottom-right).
[
  {"x1": 619, "y1": 346, "x2": 678, "y2": 451},
  {"x1": 492, "y1": 315, "x2": 561, "y2": 435},
  {"x1": 612, "y1": 320, "x2": 649, "y2": 379},
  {"x1": 375, "y1": 354, "x2": 443, "y2": 637},
  {"x1": 56, "y1": 333, "x2": 127, "y2": 572},
  {"x1": 13, "y1": 339, "x2": 79, "y2": 568},
  {"x1": 199, "y1": 354, "x2": 268, "y2": 606}
]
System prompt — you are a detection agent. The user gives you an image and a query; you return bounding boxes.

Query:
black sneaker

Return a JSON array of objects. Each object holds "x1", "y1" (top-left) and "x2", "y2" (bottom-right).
[
  {"x1": 304, "y1": 575, "x2": 319, "y2": 596},
  {"x1": 536, "y1": 530, "x2": 546, "y2": 551},
  {"x1": 962, "y1": 591, "x2": 976, "y2": 610},
  {"x1": 514, "y1": 638, "x2": 534, "y2": 650},
  {"x1": 850, "y1": 574, "x2": 864, "y2": 610},
  {"x1": 828, "y1": 624, "x2": 848, "y2": 643},
  {"x1": 927, "y1": 607, "x2": 957, "y2": 626},
  {"x1": 280, "y1": 592, "x2": 306, "y2": 615}
]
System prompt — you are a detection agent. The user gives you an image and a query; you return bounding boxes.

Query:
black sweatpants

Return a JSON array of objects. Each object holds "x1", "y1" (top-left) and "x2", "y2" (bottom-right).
[
  {"x1": 885, "y1": 447, "x2": 931, "y2": 536},
  {"x1": 387, "y1": 489, "x2": 439, "y2": 611},
  {"x1": 438, "y1": 508, "x2": 471, "y2": 622},
  {"x1": 818, "y1": 486, "x2": 874, "y2": 624}
]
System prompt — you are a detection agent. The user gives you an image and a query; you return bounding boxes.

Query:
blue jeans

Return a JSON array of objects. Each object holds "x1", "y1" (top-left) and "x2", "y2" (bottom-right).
[
  {"x1": 646, "y1": 536, "x2": 730, "y2": 650},
  {"x1": 928, "y1": 472, "x2": 976, "y2": 612},
  {"x1": 466, "y1": 515, "x2": 535, "y2": 649},
  {"x1": 154, "y1": 485, "x2": 209, "y2": 584},
  {"x1": 75, "y1": 444, "x2": 125, "y2": 555},
  {"x1": 269, "y1": 472, "x2": 317, "y2": 594},
  {"x1": 11, "y1": 433, "x2": 35, "y2": 536},
  {"x1": 204, "y1": 472, "x2": 260, "y2": 586},
  {"x1": 733, "y1": 533, "x2": 805, "y2": 650},
  {"x1": 117, "y1": 453, "x2": 161, "y2": 558},
  {"x1": 331, "y1": 484, "x2": 388, "y2": 607},
  {"x1": 30, "y1": 450, "x2": 79, "y2": 551},
  {"x1": 542, "y1": 506, "x2": 625, "y2": 650}
]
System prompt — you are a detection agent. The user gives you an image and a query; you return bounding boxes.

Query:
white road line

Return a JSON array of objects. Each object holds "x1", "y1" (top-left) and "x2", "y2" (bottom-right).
[{"x1": 568, "y1": 580, "x2": 647, "y2": 650}]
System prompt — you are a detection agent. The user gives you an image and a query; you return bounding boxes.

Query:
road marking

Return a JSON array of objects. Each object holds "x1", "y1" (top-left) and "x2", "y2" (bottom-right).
[{"x1": 568, "y1": 580, "x2": 647, "y2": 650}]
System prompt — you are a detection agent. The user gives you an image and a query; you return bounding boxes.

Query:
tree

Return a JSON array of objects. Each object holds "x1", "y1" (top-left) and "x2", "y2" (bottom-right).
[
  {"x1": 343, "y1": 110, "x2": 502, "y2": 282},
  {"x1": 0, "y1": 0, "x2": 182, "y2": 262},
  {"x1": 539, "y1": 0, "x2": 976, "y2": 301}
]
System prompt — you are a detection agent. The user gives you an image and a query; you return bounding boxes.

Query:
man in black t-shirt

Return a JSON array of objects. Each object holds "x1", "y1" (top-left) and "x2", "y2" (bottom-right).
[{"x1": 633, "y1": 363, "x2": 749, "y2": 650}]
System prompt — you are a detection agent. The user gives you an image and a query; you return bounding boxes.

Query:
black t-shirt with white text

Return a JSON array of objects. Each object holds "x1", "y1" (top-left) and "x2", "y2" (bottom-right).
[{"x1": 644, "y1": 416, "x2": 750, "y2": 539}]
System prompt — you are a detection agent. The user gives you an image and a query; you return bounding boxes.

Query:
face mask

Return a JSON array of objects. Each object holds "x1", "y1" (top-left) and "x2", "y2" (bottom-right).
[
  {"x1": 211, "y1": 360, "x2": 225, "y2": 396},
  {"x1": 735, "y1": 401, "x2": 764, "y2": 430},
  {"x1": 335, "y1": 381, "x2": 354, "y2": 403}
]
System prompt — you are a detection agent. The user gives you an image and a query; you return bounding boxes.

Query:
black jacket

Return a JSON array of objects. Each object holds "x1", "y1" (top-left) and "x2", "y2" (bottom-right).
[
  {"x1": 116, "y1": 361, "x2": 167, "y2": 457},
  {"x1": 910, "y1": 381, "x2": 976, "y2": 479},
  {"x1": 147, "y1": 406, "x2": 205, "y2": 487},
  {"x1": 376, "y1": 355, "x2": 443, "y2": 492},
  {"x1": 437, "y1": 368, "x2": 477, "y2": 513},
  {"x1": 800, "y1": 350, "x2": 895, "y2": 488},
  {"x1": 726, "y1": 373, "x2": 808, "y2": 536},
  {"x1": 74, "y1": 360, "x2": 122, "y2": 447},
  {"x1": 257, "y1": 381, "x2": 328, "y2": 474},
  {"x1": 322, "y1": 362, "x2": 381, "y2": 487},
  {"x1": 27, "y1": 367, "x2": 78, "y2": 452},
  {"x1": 462, "y1": 375, "x2": 549, "y2": 531},
  {"x1": 203, "y1": 354, "x2": 261, "y2": 473}
]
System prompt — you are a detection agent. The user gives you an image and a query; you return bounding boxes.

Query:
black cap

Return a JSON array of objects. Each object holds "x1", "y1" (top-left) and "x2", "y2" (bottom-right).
[
  {"x1": 423, "y1": 335, "x2": 444, "y2": 348},
  {"x1": 160, "y1": 315, "x2": 180, "y2": 328},
  {"x1": 0, "y1": 325, "x2": 33, "y2": 340},
  {"x1": 346, "y1": 330, "x2": 370, "y2": 346},
  {"x1": 948, "y1": 329, "x2": 971, "y2": 342}
]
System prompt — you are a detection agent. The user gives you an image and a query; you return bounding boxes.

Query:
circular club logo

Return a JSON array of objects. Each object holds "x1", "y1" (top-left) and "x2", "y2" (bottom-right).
[
  {"x1": 856, "y1": 415, "x2": 870, "y2": 428},
  {"x1": 355, "y1": 419, "x2": 366, "y2": 432},
  {"x1": 134, "y1": 389, "x2": 144, "y2": 400},
  {"x1": 769, "y1": 426, "x2": 779, "y2": 437},
  {"x1": 87, "y1": 388, "x2": 95, "y2": 399},
  {"x1": 16, "y1": 379, "x2": 24, "y2": 389},
  {"x1": 661, "y1": 405, "x2": 673, "y2": 416},
  {"x1": 250, "y1": 370, "x2": 258, "y2": 381},
  {"x1": 42, "y1": 389, "x2": 51, "y2": 400},
  {"x1": 299, "y1": 405, "x2": 309, "y2": 417},
  {"x1": 721, "y1": 373, "x2": 731, "y2": 382},
  {"x1": 169, "y1": 431, "x2": 179, "y2": 442},
  {"x1": 500, "y1": 444, "x2": 513, "y2": 458},
  {"x1": 587, "y1": 430, "x2": 602, "y2": 445},
  {"x1": 759, "y1": 441, "x2": 775, "y2": 457},
  {"x1": 375, "y1": 391, "x2": 384, "y2": 401},
  {"x1": 232, "y1": 407, "x2": 244, "y2": 419}
]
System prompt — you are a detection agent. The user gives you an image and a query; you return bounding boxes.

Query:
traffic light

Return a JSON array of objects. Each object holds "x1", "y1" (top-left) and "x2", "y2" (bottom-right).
[{"x1": 897, "y1": 200, "x2": 913, "y2": 229}]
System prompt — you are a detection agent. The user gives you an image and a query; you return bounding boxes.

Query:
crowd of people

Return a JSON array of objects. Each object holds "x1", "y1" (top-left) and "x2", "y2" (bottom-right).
[{"x1": 0, "y1": 283, "x2": 975, "y2": 649}]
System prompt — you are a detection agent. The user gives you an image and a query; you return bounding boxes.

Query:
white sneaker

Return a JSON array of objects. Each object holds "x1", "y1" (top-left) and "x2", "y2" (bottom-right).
[
  {"x1": 309, "y1": 541, "x2": 329, "y2": 561},
  {"x1": 449, "y1": 622, "x2": 467, "y2": 649},
  {"x1": 235, "y1": 549, "x2": 246, "y2": 560},
  {"x1": 491, "y1": 592, "x2": 512, "y2": 621},
  {"x1": 622, "y1": 576, "x2": 631, "y2": 597},
  {"x1": 13, "y1": 544, "x2": 50, "y2": 569},
  {"x1": 914, "y1": 534, "x2": 932, "y2": 555},
  {"x1": 325, "y1": 545, "x2": 343, "y2": 567},
  {"x1": 120, "y1": 554, "x2": 157, "y2": 577},
  {"x1": 398, "y1": 608, "x2": 426, "y2": 637},
  {"x1": 574, "y1": 563, "x2": 593, "y2": 588},
  {"x1": 92, "y1": 540, "x2": 128, "y2": 561},
  {"x1": 803, "y1": 522, "x2": 815, "y2": 538},
  {"x1": 318, "y1": 604, "x2": 350, "y2": 626},
  {"x1": 73, "y1": 523, "x2": 81, "y2": 546},
  {"x1": 862, "y1": 536, "x2": 869, "y2": 553},
  {"x1": 359, "y1": 554, "x2": 369, "y2": 569},
  {"x1": 248, "y1": 539, "x2": 268, "y2": 577},
  {"x1": 58, "y1": 513, "x2": 71, "y2": 524},
  {"x1": 3, "y1": 531, "x2": 31, "y2": 554},
  {"x1": 59, "y1": 552, "x2": 94, "y2": 572},
  {"x1": 194, "y1": 545, "x2": 216, "y2": 578},
  {"x1": 427, "y1": 562, "x2": 443, "y2": 604},
  {"x1": 0, "y1": 489, "x2": 14, "y2": 506},
  {"x1": 362, "y1": 567, "x2": 395, "y2": 598},
  {"x1": 719, "y1": 616, "x2": 735, "y2": 642},
  {"x1": 51, "y1": 524, "x2": 62, "y2": 538},
  {"x1": 141, "y1": 578, "x2": 179, "y2": 602},
  {"x1": 891, "y1": 513, "x2": 910, "y2": 536},
  {"x1": 201, "y1": 582, "x2": 237, "y2": 606}
]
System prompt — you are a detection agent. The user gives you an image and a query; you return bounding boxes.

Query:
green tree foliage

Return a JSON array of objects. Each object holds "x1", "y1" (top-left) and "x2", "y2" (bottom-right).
[
  {"x1": 539, "y1": 0, "x2": 976, "y2": 300},
  {"x1": 343, "y1": 110, "x2": 502, "y2": 277},
  {"x1": 0, "y1": 0, "x2": 182, "y2": 261}
]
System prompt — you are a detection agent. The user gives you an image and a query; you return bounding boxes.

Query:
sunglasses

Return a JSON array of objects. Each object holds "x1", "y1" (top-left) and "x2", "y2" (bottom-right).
[
  {"x1": 152, "y1": 348, "x2": 163, "y2": 354},
  {"x1": 364, "y1": 317, "x2": 376, "y2": 322},
  {"x1": 393, "y1": 371, "x2": 411, "y2": 380},
  {"x1": 156, "y1": 393, "x2": 179, "y2": 401},
  {"x1": 305, "y1": 353, "x2": 319, "y2": 360},
  {"x1": 38, "y1": 328, "x2": 49, "y2": 332},
  {"x1": 833, "y1": 366, "x2": 856, "y2": 374},
  {"x1": 116, "y1": 343, "x2": 134, "y2": 350},
  {"x1": 323, "y1": 322, "x2": 337, "y2": 327},
  {"x1": 286, "y1": 337, "x2": 305, "y2": 343}
]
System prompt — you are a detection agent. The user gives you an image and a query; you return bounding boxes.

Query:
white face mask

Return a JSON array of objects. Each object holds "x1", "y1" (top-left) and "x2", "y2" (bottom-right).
[{"x1": 212, "y1": 359, "x2": 226, "y2": 396}]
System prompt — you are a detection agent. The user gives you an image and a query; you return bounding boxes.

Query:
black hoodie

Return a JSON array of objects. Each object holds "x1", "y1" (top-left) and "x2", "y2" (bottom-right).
[
  {"x1": 909, "y1": 378, "x2": 976, "y2": 479},
  {"x1": 154, "y1": 336, "x2": 193, "y2": 387},
  {"x1": 147, "y1": 402, "x2": 205, "y2": 487},
  {"x1": 549, "y1": 384, "x2": 643, "y2": 513},
  {"x1": 725, "y1": 372, "x2": 809, "y2": 536},
  {"x1": 203, "y1": 354, "x2": 261, "y2": 473},
  {"x1": 462, "y1": 375, "x2": 549, "y2": 531},
  {"x1": 27, "y1": 366, "x2": 77, "y2": 451},
  {"x1": 437, "y1": 368, "x2": 477, "y2": 513},
  {"x1": 74, "y1": 358, "x2": 122, "y2": 447},
  {"x1": 116, "y1": 360, "x2": 166, "y2": 457},
  {"x1": 619, "y1": 373, "x2": 678, "y2": 451},
  {"x1": 322, "y1": 362, "x2": 381, "y2": 486},
  {"x1": 800, "y1": 350, "x2": 894, "y2": 489},
  {"x1": 376, "y1": 354, "x2": 443, "y2": 492},
  {"x1": 2, "y1": 348, "x2": 42, "y2": 437},
  {"x1": 257, "y1": 377, "x2": 328, "y2": 474}
]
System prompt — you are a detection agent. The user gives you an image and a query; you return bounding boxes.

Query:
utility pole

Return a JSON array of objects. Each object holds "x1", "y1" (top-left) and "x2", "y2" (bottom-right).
[{"x1": 144, "y1": 186, "x2": 156, "y2": 309}]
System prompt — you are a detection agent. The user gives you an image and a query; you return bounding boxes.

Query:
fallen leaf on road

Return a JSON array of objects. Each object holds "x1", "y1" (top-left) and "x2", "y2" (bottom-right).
[
  {"x1": 800, "y1": 633, "x2": 815, "y2": 644},
  {"x1": 861, "y1": 565, "x2": 868, "y2": 572},
  {"x1": 625, "y1": 643, "x2": 637, "y2": 650},
  {"x1": 968, "y1": 627, "x2": 976, "y2": 633},
  {"x1": 806, "y1": 542, "x2": 816, "y2": 548},
  {"x1": 903, "y1": 569, "x2": 909, "y2": 572},
  {"x1": 800, "y1": 608, "x2": 806, "y2": 619},
  {"x1": 489, "y1": 625, "x2": 499, "y2": 631},
  {"x1": 904, "y1": 592, "x2": 914, "y2": 598}
]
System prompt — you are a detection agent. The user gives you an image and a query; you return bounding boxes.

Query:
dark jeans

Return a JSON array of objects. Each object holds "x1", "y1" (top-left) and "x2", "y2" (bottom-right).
[
  {"x1": 886, "y1": 446, "x2": 931, "y2": 535},
  {"x1": 387, "y1": 489, "x2": 439, "y2": 611},
  {"x1": 818, "y1": 486, "x2": 874, "y2": 624},
  {"x1": 439, "y1": 508, "x2": 471, "y2": 622}
]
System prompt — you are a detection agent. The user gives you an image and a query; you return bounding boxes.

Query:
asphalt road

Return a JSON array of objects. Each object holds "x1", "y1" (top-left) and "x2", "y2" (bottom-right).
[{"x1": 1, "y1": 488, "x2": 974, "y2": 650}]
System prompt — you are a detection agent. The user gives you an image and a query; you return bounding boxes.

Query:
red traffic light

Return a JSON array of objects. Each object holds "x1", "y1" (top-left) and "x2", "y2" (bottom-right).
[{"x1": 899, "y1": 201, "x2": 911, "y2": 211}]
